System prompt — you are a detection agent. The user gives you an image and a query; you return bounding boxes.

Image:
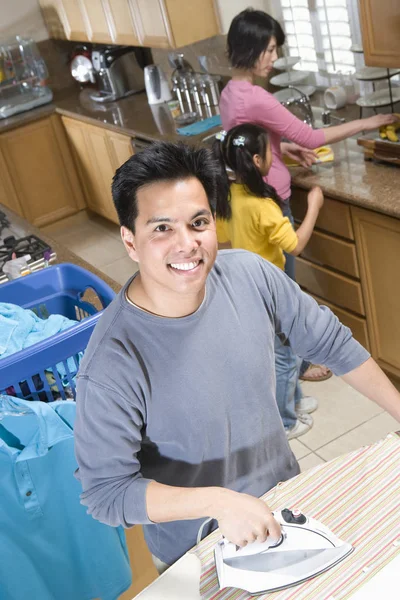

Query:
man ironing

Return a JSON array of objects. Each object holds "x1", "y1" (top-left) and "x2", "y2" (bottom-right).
[{"x1": 74, "y1": 142, "x2": 400, "y2": 572}]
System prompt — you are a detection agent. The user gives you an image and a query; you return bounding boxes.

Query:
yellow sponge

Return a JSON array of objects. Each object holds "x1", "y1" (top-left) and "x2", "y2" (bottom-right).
[{"x1": 283, "y1": 145, "x2": 334, "y2": 167}]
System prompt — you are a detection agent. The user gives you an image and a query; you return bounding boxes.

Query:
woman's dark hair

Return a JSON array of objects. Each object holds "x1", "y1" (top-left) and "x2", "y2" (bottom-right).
[
  {"x1": 112, "y1": 141, "x2": 220, "y2": 233},
  {"x1": 213, "y1": 123, "x2": 281, "y2": 221},
  {"x1": 227, "y1": 9, "x2": 285, "y2": 70}
]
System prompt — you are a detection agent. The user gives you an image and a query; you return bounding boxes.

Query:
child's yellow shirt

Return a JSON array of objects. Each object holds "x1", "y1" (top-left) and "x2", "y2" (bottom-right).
[{"x1": 216, "y1": 183, "x2": 298, "y2": 271}]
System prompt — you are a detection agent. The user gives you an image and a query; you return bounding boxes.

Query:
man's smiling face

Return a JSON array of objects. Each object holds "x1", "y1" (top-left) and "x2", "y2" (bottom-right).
[{"x1": 121, "y1": 177, "x2": 218, "y2": 316}]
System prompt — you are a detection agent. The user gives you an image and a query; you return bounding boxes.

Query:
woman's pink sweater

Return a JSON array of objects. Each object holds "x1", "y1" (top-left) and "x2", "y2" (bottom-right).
[{"x1": 220, "y1": 80, "x2": 325, "y2": 201}]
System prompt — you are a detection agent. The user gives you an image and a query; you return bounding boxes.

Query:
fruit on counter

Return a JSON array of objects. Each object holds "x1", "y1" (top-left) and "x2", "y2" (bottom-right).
[
  {"x1": 379, "y1": 126, "x2": 387, "y2": 140},
  {"x1": 379, "y1": 114, "x2": 400, "y2": 142}
]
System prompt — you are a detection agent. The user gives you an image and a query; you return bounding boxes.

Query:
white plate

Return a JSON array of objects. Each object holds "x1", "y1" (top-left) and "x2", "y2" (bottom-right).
[
  {"x1": 270, "y1": 71, "x2": 310, "y2": 87},
  {"x1": 273, "y1": 85, "x2": 316, "y2": 103},
  {"x1": 273, "y1": 56, "x2": 301, "y2": 70},
  {"x1": 356, "y1": 87, "x2": 400, "y2": 108},
  {"x1": 350, "y1": 44, "x2": 364, "y2": 53},
  {"x1": 355, "y1": 67, "x2": 400, "y2": 81}
]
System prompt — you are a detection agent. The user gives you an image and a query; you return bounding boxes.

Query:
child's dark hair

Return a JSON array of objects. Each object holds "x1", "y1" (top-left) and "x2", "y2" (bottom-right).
[
  {"x1": 213, "y1": 124, "x2": 281, "y2": 221},
  {"x1": 227, "y1": 9, "x2": 285, "y2": 70}
]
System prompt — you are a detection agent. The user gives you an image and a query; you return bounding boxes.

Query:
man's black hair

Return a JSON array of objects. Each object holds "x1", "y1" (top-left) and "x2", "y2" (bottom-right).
[
  {"x1": 112, "y1": 141, "x2": 220, "y2": 233},
  {"x1": 227, "y1": 9, "x2": 285, "y2": 70}
]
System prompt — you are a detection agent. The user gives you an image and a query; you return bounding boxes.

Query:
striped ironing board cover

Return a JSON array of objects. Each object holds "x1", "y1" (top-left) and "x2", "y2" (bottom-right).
[{"x1": 192, "y1": 432, "x2": 400, "y2": 600}]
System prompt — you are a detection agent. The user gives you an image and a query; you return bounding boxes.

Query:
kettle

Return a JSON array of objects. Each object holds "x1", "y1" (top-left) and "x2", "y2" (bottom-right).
[{"x1": 144, "y1": 65, "x2": 172, "y2": 105}]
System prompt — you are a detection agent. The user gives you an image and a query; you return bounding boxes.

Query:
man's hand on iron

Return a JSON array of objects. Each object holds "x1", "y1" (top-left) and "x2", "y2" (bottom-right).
[{"x1": 214, "y1": 488, "x2": 281, "y2": 547}]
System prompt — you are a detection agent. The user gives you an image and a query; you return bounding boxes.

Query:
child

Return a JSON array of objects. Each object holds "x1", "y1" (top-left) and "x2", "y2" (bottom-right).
[{"x1": 214, "y1": 123, "x2": 324, "y2": 439}]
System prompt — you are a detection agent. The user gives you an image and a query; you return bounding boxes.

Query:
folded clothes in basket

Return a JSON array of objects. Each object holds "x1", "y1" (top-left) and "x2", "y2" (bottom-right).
[
  {"x1": 0, "y1": 303, "x2": 77, "y2": 359},
  {"x1": 0, "y1": 303, "x2": 81, "y2": 400}
]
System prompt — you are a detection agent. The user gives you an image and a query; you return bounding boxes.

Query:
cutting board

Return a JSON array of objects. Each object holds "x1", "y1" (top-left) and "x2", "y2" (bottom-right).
[{"x1": 357, "y1": 136, "x2": 400, "y2": 166}]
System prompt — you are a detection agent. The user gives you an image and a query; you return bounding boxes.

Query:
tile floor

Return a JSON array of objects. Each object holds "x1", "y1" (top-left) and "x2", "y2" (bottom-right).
[
  {"x1": 41, "y1": 210, "x2": 400, "y2": 471},
  {"x1": 41, "y1": 209, "x2": 139, "y2": 285}
]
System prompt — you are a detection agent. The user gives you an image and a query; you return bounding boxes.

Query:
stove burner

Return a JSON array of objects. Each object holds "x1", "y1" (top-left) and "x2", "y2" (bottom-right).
[
  {"x1": 0, "y1": 210, "x2": 10, "y2": 238},
  {"x1": 0, "y1": 234, "x2": 52, "y2": 273}
]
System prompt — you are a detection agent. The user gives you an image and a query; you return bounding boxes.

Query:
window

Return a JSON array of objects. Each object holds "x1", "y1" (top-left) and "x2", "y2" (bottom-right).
[{"x1": 273, "y1": 0, "x2": 362, "y2": 77}]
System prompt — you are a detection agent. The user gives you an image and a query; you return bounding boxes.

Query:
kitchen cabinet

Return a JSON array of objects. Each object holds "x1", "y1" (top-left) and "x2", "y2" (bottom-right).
[
  {"x1": 40, "y1": 0, "x2": 219, "y2": 48},
  {"x1": 130, "y1": 0, "x2": 220, "y2": 49},
  {"x1": 291, "y1": 187, "x2": 369, "y2": 350},
  {"x1": 38, "y1": 0, "x2": 67, "y2": 39},
  {"x1": 359, "y1": 0, "x2": 400, "y2": 68},
  {"x1": 157, "y1": 0, "x2": 219, "y2": 48},
  {"x1": 62, "y1": 117, "x2": 133, "y2": 224},
  {"x1": 107, "y1": 0, "x2": 140, "y2": 45},
  {"x1": 0, "y1": 116, "x2": 85, "y2": 227},
  {"x1": 79, "y1": 0, "x2": 113, "y2": 43},
  {"x1": 352, "y1": 207, "x2": 400, "y2": 379},
  {"x1": 58, "y1": 0, "x2": 88, "y2": 41},
  {"x1": 132, "y1": 0, "x2": 172, "y2": 48},
  {"x1": 0, "y1": 146, "x2": 23, "y2": 217}
]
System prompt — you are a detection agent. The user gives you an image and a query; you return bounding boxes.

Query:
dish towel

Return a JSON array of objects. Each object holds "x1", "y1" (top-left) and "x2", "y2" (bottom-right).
[
  {"x1": 192, "y1": 432, "x2": 400, "y2": 600},
  {"x1": 177, "y1": 115, "x2": 222, "y2": 136}
]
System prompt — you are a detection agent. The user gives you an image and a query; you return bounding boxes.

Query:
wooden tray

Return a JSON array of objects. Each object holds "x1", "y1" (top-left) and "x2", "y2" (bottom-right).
[{"x1": 357, "y1": 136, "x2": 400, "y2": 166}]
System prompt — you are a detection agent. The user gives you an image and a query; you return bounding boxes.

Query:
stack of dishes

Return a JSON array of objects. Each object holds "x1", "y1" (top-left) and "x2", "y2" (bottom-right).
[
  {"x1": 355, "y1": 67, "x2": 400, "y2": 109},
  {"x1": 271, "y1": 55, "x2": 315, "y2": 98}
]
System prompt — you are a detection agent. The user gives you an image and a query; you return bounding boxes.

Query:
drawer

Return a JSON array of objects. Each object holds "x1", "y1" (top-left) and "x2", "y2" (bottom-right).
[
  {"x1": 309, "y1": 293, "x2": 370, "y2": 350},
  {"x1": 296, "y1": 227, "x2": 359, "y2": 278},
  {"x1": 291, "y1": 188, "x2": 354, "y2": 240},
  {"x1": 296, "y1": 257, "x2": 365, "y2": 315}
]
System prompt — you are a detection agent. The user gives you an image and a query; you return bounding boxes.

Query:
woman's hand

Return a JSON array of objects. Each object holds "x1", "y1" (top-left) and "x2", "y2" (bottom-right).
[
  {"x1": 362, "y1": 113, "x2": 398, "y2": 132},
  {"x1": 281, "y1": 142, "x2": 318, "y2": 168}
]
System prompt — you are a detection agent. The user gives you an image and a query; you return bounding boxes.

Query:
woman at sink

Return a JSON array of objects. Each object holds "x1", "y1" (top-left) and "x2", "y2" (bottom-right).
[{"x1": 220, "y1": 8, "x2": 397, "y2": 382}]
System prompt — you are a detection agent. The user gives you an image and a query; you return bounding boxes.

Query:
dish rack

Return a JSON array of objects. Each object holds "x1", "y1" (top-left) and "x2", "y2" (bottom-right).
[{"x1": 0, "y1": 36, "x2": 53, "y2": 119}]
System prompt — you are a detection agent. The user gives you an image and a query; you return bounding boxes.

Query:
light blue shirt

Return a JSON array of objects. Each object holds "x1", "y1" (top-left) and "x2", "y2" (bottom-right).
[{"x1": 0, "y1": 395, "x2": 131, "y2": 600}]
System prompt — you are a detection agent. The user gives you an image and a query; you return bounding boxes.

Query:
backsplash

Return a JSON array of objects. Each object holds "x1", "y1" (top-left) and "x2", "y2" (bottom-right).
[
  {"x1": 151, "y1": 34, "x2": 232, "y2": 78},
  {"x1": 37, "y1": 39, "x2": 81, "y2": 93}
]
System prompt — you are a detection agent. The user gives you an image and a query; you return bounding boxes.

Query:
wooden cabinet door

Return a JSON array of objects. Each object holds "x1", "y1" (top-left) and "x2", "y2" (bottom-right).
[
  {"x1": 131, "y1": 0, "x2": 173, "y2": 47},
  {"x1": 62, "y1": 116, "x2": 97, "y2": 206},
  {"x1": 0, "y1": 146, "x2": 22, "y2": 216},
  {"x1": 80, "y1": 0, "x2": 113, "y2": 43},
  {"x1": 107, "y1": 0, "x2": 140, "y2": 45},
  {"x1": 39, "y1": 0, "x2": 67, "y2": 38},
  {"x1": 62, "y1": 117, "x2": 132, "y2": 224},
  {"x1": 163, "y1": 0, "x2": 219, "y2": 48},
  {"x1": 0, "y1": 116, "x2": 84, "y2": 227},
  {"x1": 352, "y1": 206, "x2": 400, "y2": 378},
  {"x1": 63, "y1": 118, "x2": 114, "y2": 221},
  {"x1": 107, "y1": 130, "x2": 133, "y2": 171},
  {"x1": 359, "y1": 0, "x2": 400, "y2": 68},
  {"x1": 80, "y1": 124, "x2": 120, "y2": 224},
  {"x1": 58, "y1": 0, "x2": 88, "y2": 40}
]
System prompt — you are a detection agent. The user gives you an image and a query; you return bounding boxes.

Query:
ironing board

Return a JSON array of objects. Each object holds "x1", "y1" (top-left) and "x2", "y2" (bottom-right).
[{"x1": 192, "y1": 432, "x2": 400, "y2": 600}]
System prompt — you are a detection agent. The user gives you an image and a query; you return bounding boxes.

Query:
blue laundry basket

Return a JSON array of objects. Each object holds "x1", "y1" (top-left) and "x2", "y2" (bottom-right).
[{"x1": 0, "y1": 263, "x2": 116, "y2": 402}]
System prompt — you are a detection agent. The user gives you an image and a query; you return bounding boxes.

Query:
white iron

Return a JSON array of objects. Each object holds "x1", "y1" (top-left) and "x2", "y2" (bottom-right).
[{"x1": 215, "y1": 508, "x2": 353, "y2": 594}]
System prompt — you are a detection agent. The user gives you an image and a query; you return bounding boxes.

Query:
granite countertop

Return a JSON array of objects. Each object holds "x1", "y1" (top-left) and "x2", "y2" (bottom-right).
[
  {"x1": 0, "y1": 87, "x2": 215, "y2": 145},
  {"x1": 0, "y1": 205, "x2": 122, "y2": 294},
  {"x1": 1, "y1": 86, "x2": 400, "y2": 220},
  {"x1": 290, "y1": 137, "x2": 400, "y2": 219}
]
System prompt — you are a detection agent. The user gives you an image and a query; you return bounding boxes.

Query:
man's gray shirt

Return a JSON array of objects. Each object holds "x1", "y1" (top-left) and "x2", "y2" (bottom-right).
[{"x1": 75, "y1": 250, "x2": 370, "y2": 564}]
